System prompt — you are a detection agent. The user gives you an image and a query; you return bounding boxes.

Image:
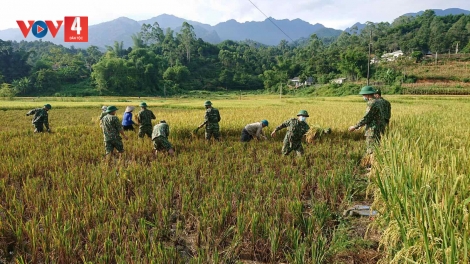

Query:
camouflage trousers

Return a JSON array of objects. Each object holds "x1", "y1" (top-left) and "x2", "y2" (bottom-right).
[
  {"x1": 139, "y1": 125, "x2": 153, "y2": 138},
  {"x1": 153, "y1": 136, "x2": 173, "y2": 151},
  {"x1": 366, "y1": 134, "x2": 381, "y2": 154},
  {"x1": 33, "y1": 123, "x2": 44, "y2": 132},
  {"x1": 205, "y1": 128, "x2": 220, "y2": 140},
  {"x1": 282, "y1": 138, "x2": 304, "y2": 156},
  {"x1": 104, "y1": 139, "x2": 124, "y2": 155}
]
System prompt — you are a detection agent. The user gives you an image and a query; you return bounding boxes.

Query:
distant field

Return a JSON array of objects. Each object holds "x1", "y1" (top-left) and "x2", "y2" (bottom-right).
[
  {"x1": 0, "y1": 95, "x2": 468, "y2": 263},
  {"x1": 399, "y1": 60, "x2": 470, "y2": 95},
  {"x1": 403, "y1": 60, "x2": 470, "y2": 81}
]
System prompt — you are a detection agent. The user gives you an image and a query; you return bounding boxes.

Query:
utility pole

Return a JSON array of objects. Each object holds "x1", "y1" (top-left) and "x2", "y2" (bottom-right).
[
  {"x1": 456, "y1": 42, "x2": 459, "y2": 54},
  {"x1": 367, "y1": 29, "x2": 372, "y2": 86}
]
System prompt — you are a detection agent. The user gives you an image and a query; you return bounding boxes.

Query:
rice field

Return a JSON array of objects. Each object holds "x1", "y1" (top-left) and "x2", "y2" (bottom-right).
[{"x1": 0, "y1": 95, "x2": 468, "y2": 263}]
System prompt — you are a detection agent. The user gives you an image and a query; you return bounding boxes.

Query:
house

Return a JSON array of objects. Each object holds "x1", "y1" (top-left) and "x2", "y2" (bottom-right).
[
  {"x1": 381, "y1": 50, "x2": 404, "y2": 62},
  {"x1": 370, "y1": 57, "x2": 380, "y2": 64},
  {"x1": 289, "y1": 76, "x2": 314, "y2": 88},
  {"x1": 306, "y1": 77, "x2": 314, "y2": 85},
  {"x1": 330, "y1": 78, "x2": 346, "y2": 84},
  {"x1": 290, "y1": 77, "x2": 301, "y2": 87}
]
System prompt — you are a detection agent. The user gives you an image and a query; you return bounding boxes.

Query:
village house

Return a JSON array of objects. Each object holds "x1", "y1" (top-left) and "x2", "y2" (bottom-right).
[
  {"x1": 330, "y1": 77, "x2": 346, "y2": 84},
  {"x1": 289, "y1": 76, "x2": 314, "y2": 88},
  {"x1": 381, "y1": 50, "x2": 404, "y2": 62}
]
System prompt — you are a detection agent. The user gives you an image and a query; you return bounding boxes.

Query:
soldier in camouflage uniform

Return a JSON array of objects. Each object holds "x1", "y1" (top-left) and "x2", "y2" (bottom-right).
[
  {"x1": 137, "y1": 102, "x2": 156, "y2": 138},
  {"x1": 271, "y1": 110, "x2": 311, "y2": 156},
  {"x1": 152, "y1": 120, "x2": 175, "y2": 156},
  {"x1": 26, "y1": 104, "x2": 52, "y2": 133},
  {"x1": 101, "y1": 105, "x2": 128, "y2": 157},
  {"x1": 374, "y1": 89, "x2": 391, "y2": 126},
  {"x1": 349, "y1": 86, "x2": 385, "y2": 155},
  {"x1": 197, "y1": 101, "x2": 221, "y2": 141}
]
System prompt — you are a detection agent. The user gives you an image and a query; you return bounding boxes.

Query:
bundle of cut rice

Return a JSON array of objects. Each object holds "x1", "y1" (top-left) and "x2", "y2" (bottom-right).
[{"x1": 306, "y1": 125, "x2": 332, "y2": 144}]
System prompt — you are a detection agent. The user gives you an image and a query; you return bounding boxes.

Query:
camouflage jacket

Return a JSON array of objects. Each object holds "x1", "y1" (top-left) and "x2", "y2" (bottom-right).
[
  {"x1": 152, "y1": 123, "x2": 170, "y2": 140},
  {"x1": 101, "y1": 114, "x2": 123, "y2": 141},
  {"x1": 378, "y1": 98, "x2": 391, "y2": 122},
  {"x1": 275, "y1": 118, "x2": 310, "y2": 142},
  {"x1": 137, "y1": 109, "x2": 156, "y2": 126},
  {"x1": 354, "y1": 99, "x2": 385, "y2": 137},
  {"x1": 201, "y1": 107, "x2": 221, "y2": 130},
  {"x1": 27, "y1": 108, "x2": 49, "y2": 128}
]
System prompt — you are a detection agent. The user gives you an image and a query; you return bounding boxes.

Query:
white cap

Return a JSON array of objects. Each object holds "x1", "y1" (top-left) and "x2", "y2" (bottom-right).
[{"x1": 101, "y1": 106, "x2": 107, "y2": 111}]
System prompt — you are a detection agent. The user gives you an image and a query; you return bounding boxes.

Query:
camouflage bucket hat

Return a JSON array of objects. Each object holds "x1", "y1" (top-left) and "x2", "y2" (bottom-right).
[
  {"x1": 359, "y1": 86, "x2": 376, "y2": 95},
  {"x1": 204, "y1": 100, "x2": 212, "y2": 106},
  {"x1": 106, "y1": 105, "x2": 118, "y2": 113},
  {"x1": 44, "y1": 104, "x2": 52, "y2": 109},
  {"x1": 140, "y1": 102, "x2": 147, "y2": 107},
  {"x1": 297, "y1": 110, "x2": 309, "y2": 117}
]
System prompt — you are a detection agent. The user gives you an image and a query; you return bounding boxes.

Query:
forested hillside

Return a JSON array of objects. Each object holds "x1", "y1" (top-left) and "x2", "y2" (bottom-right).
[{"x1": 1, "y1": 10, "x2": 470, "y2": 97}]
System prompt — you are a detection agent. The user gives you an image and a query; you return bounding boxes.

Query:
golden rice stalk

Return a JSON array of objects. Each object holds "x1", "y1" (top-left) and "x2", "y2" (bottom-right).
[
  {"x1": 360, "y1": 153, "x2": 374, "y2": 167},
  {"x1": 306, "y1": 125, "x2": 331, "y2": 144}
]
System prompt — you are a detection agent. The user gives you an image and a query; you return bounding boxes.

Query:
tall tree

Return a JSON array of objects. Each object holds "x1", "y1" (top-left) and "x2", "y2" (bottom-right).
[
  {"x1": 0, "y1": 40, "x2": 31, "y2": 83},
  {"x1": 338, "y1": 48, "x2": 368, "y2": 81},
  {"x1": 131, "y1": 32, "x2": 145, "y2": 49},
  {"x1": 446, "y1": 16, "x2": 469, "y2": 52},
  {"x1": 177, "y1": 22, "x2": 196, "y2": 63},
  {"x1": 429, "y1": 17, "x2": 447, "y2": 53},
  {"x1": 140, "y1": 22, "x2": 164, "y2": 46},
  {"x1": 105, "y1": 41, "x2": 125, "y2": 58}
]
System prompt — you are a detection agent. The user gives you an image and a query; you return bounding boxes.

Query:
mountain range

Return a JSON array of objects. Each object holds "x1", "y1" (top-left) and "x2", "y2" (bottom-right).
[
  {"x1": 1, "y1": 8, "x2": 469, "y2": 49},
  {"x1": 344, "y1": 8, "x2": 470, "y2": 34}
]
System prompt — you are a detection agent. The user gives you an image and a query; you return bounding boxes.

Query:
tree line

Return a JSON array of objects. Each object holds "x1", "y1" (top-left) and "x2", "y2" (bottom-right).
[{"x1": 1, "y1": 10, "x2": 469, "y2": 97}]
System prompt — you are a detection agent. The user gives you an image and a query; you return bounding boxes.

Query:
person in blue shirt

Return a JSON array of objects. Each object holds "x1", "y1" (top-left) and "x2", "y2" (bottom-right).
[{"x1": 122, "y1": 106, "x2": 136, "y2": 131}]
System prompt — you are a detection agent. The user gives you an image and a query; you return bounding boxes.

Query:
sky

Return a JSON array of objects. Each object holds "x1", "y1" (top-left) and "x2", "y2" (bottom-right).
[{"x1": 1, "y1": 0, "x2": 470, "y2": 31}]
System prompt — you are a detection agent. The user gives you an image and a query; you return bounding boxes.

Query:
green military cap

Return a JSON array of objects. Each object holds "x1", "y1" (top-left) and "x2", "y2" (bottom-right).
[
  {"x1": 297, "y1": 110, "x2": 309, "y2": 117},
  {"x1": 204, "y1": 100, "x2": 212, "y2": 106},
  {"x1": 261, "y1": 120, "x2": 269, "y2": 126},
  {"x1": 44, "y1": 104, "x2": 52, "y2": 109},
  {"x1": 106, "y1": 105, "x2": 118, "y2": 113},
  {"x1": 140, "y1": 102, "x2": 147, "y2": 107},
  {"x1": 359, "y1": 86, "x2": 376, "y2": 95}
]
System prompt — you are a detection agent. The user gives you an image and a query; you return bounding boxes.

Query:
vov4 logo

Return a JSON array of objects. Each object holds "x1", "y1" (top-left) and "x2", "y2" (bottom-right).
[{"x1": 16, "y1": 16, "x2": 88, "y2": 42}]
